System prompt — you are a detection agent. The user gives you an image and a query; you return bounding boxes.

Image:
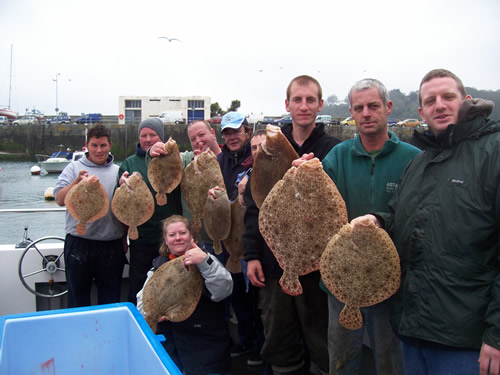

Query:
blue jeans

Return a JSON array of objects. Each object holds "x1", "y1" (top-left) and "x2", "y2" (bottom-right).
[{"x1": 402, "y1": 341, "x2": 480, "y2": 375}]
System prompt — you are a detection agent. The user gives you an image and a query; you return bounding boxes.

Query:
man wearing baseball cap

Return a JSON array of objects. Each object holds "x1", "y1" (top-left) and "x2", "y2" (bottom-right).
[{"x1": 215, "y1": 111, "x2": 264, "y2": 364}]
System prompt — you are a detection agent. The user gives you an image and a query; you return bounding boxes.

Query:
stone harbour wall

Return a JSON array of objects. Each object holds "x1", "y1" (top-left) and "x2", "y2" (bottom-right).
[{"x1": 0, "y1": 123, "x2": 418, "y2": 161}]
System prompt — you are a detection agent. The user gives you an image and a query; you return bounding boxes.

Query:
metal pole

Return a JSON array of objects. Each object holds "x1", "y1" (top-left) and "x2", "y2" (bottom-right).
[
  {"x1": 53, "y1": 73, "x2": 60, "y2": 113},
  {"x1": 8, "y1": 44, "x2": 13, "y2": 110}
]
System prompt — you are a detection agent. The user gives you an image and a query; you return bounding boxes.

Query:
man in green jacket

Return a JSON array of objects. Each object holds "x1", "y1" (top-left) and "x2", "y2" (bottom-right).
[
  {"x1": 322, "y1": 78, "x2": 420, "y2": 374},
  {"x1": 353, "y1": 69, "x2": 500, "y2": 375},
  {"x1": 118, "y1": 118, "x2": 182, "y2": 305}
]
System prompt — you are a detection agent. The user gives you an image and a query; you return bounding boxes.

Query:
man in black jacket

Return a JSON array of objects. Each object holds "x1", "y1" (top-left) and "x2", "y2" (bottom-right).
[{"x1": 244, "y1": 75, "x2": 341, "y2": 375}]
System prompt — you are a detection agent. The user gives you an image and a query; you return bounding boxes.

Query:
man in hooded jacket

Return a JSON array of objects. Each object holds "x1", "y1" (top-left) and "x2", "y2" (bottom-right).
[{"x1": 352, "y1": 69, "x2": 500, "y2": 375}]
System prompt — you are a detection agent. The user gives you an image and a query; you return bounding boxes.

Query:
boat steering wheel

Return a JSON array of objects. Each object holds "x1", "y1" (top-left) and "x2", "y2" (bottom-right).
[{"x1": 18, "y1": 236, "x2": 68, "y2": 298}]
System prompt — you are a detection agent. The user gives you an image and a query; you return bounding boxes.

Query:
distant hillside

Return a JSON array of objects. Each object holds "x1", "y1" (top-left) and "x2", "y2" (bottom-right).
[{"x1": 321, "y1": 87, "x2": 500, "y2": 122}]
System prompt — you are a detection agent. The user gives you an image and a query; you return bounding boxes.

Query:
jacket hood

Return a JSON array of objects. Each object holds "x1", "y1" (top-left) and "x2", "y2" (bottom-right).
[
  {"x1": 413, "y1": 98, "x2": 500, "y2": 149},
  {"x1": 135, "y1": 142, "x2": 146, "y2": 157},
  {"x1": 80, "y1": 152, "x2": 114, "y2": 167}
]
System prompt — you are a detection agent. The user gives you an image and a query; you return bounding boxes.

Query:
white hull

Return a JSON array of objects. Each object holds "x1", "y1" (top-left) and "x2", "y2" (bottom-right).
[
  {"x1": 0, "y1": 108, "x2": 17, "y2": 120},
  {"x1": 40, "y1": 158, "x2": 71, "y2": 173}
]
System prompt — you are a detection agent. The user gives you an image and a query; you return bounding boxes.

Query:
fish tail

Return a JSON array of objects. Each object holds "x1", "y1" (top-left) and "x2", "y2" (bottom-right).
[
  {"x1": 279, "y1": 272, "x2": 303, "y2": 296},
  {"x1": 156, "y1": 193, "x2": 167, "y2": 206},
  {"x1": 339, "y1": 305, "x2": 363, "y2": 330},
  {"x1": 76, "y1": 222, "x2": 87, "y2": 235},
  {"x1": 214, "y1": 241, "x2": 222, "y2": 255},
  {"x1": 128, "y1": 226, "x2": 139, "y2": 240},
  {"x1": 225, "y1": 256, "x2": 242, "y2": 273}
]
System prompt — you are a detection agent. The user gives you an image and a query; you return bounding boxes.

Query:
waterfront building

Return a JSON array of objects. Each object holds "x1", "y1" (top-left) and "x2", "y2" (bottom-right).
[{"x1": 118, "y1": 95, "x2": 211, "y2": 125}]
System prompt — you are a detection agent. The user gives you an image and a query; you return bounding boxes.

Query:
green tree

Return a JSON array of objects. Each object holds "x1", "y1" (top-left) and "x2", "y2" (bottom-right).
[
  {"x1": 210, "y1": 102, "x2": 223, "y2": 117},
  {"x1": 228, "y1": 100, "x2": 241, "y2": 112}
]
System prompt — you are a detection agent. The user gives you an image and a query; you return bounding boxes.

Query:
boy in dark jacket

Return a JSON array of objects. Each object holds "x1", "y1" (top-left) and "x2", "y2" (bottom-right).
[{"x1": 244, "y1": 75, "x2": 341, "y2": 375}]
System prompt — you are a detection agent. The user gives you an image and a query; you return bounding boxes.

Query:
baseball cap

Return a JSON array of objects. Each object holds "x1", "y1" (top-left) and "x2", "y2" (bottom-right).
[{"x1": 221, "y1": 112, "x2": 248, "y2": 131}]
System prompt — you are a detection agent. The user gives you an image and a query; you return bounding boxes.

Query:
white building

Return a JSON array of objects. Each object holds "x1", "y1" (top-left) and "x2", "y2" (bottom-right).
[{"x1": 118, "y1": 95, "x2": 211, "y2": 125}]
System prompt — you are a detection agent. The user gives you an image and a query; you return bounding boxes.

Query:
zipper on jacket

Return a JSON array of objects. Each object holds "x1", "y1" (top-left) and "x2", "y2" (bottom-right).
[{"x1": 370, "y1": 159, "x2": 375, "y2": 175}]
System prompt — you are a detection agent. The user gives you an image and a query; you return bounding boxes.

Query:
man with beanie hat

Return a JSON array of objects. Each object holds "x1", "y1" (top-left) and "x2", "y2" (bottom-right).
[
  {"x1": 138, "y1": 118, "x2": 165, "y2": 142},
  {"x1": 118, "y1": 118, "x2": 182, "y2": 305}
]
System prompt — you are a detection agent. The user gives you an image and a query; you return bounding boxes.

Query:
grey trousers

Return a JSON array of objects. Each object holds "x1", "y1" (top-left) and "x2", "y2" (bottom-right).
[{"x1": 327, "y1": 294, "x2": 404, "y2": 375}]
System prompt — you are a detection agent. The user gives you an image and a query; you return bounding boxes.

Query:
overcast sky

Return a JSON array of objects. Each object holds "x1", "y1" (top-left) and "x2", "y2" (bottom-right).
[{"x1": 1, "y1": 0, "x2": 499, "y2": 117}]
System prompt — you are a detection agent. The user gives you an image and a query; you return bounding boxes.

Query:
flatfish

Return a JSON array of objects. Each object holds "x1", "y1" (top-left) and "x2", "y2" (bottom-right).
[
  {"x1": 320, "y1": 220, "x2": 401, "y2": 330},
  {"x1": 142, "y1": 255, "x2": 203, "y2": 332},
  {"x1": 111, "y1": 172, "x2": 155, "y2": 240},
  {"x1": 64, "y1": 175, "x2": 109, "y2": 235},
  {"x1": 181, "y1": 149, "x2": 225, "y2": 238},
  {"x1": 147, "y1": 137, "x2": 183, "y2": 206},
  {"x1": 259, "y1": 158, "x2": 347, "y2": 296},
  {"x1": 203, "y1": 187, "x2": 231, "y2": 255},
  {"x1": 223, "y1": 198, "x2": 246, "y2": 273},
  {"x1": 251, "y1": 124, "x2": 298, "y2": 208}
]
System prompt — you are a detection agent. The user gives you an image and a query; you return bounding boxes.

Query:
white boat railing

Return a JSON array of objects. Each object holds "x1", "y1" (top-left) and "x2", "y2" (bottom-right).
[{"x1": 0, "y1": 208, "x2": 66, "y2": 213}]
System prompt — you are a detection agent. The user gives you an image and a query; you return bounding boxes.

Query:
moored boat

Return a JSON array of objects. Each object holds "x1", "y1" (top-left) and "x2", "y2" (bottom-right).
[
  {"x1": 0, "y1": 108, "x2": 17, "y2": 120},
  {"x1": 36, "y1": 146, "x2": 87, "y2": 174}
]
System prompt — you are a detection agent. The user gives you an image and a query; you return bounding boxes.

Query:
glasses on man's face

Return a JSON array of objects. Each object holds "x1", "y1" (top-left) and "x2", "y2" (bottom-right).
[{"x1": 222, "y1": 129, "x2": 245, "y2": 139}]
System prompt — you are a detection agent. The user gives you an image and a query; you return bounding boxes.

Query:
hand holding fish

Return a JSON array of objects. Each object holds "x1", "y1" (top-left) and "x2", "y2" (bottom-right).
[
  {"x1": 149, "y1": 141, "x2": 168, "y2": 157},
  {"x1": 350, "y1": 214, "x2": 382, "y2": 228},
  {"x1": 291, "y1": 152, "x2": 315, "y2": 167}
]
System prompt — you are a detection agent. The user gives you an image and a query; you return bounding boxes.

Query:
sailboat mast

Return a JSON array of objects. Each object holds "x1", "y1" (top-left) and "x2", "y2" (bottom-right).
[{"x1": 8, "y1": 44, "x2": 13, "y2": 110}]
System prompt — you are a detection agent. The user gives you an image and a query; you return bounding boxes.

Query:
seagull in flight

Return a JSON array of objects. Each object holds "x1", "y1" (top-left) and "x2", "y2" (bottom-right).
[{"x1": 158, "y1": 36, "x2": 182, "y2": 42}]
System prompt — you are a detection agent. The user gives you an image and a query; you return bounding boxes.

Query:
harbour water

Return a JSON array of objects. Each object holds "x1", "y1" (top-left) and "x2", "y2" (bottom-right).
[{"x1": 0, "y1": 161, "x2": 69, "y2": 244}]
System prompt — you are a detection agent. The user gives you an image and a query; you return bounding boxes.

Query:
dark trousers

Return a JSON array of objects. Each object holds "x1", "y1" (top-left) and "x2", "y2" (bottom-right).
[
  {"x1": 127, "y1": 242, "x2": 161, "y2": 305},
  {"x1": 231, "y1": 271, "x2": 256, "y2": 349},
  {"x1": 64, "y1": 234, "x2": 125, "y2": 308},
  {"x1": 258, "y1": 272, "x2": 329, "y2": 373}
]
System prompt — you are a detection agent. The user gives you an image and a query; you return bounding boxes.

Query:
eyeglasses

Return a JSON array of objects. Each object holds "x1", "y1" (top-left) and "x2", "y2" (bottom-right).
[{"x1": 222, "y1": 129, "x2": 245, "y2": 139}]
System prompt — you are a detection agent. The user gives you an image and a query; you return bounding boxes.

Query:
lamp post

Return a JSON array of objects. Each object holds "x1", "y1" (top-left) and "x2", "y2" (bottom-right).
[
  {"x1": 53, "y1": 73, "x2": 71, "y2": 113},
  {"x1": 53, "y1": 73, "x2": 61, "y2": 113}
]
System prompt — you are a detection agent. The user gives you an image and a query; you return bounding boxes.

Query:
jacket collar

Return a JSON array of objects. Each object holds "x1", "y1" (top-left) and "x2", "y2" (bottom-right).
[{"x1": 351, "y1": 130, "x2": 399, "y2": 157}]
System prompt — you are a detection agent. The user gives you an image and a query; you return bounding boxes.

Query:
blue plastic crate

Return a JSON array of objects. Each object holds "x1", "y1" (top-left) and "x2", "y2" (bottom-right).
[{"x1": 0, "y1": 302, "x2": 181, "y2": 375}]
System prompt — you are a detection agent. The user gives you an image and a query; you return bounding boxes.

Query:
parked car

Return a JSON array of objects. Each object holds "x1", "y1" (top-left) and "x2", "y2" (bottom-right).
[
  {"x1": 340, "y1": 116, "x2": 356, "y2": 126},
  {"x1": 315, "y1": 115, "x2": 332, "y2": 125},
  {"x1": 46, "y1": 112, "x2": 72, "y2": 124},
  {"x1": 273, "y1": 115, "x2": 293, "y2": 126},
  {"x1": 13, "y1": 116, "x2": 38, "y2": 126},
  {"x1": 397, "y1": 118, "x2": 421, "y2": 127},
  {"x1": 257, "y1": 116, "x2": 278, "y2": 125},
  {"x1": 0, "y1": 115, "x2": 8, "y2": 125},
  {"x1": 387, "y1": 118, "x2": 398, "y2": 127},
  {"x1": 158, "y1": 111, "x2": 184, "y2": 125},
  {"x1": 74, "y1": 113, "x2": 103, "y2": 124},
  {"x1": 246, "y1": 113, "x2": 264, "y2": 125},
  {"x1": 207, "y1": 115, "x2": 222, "y2": 125}
]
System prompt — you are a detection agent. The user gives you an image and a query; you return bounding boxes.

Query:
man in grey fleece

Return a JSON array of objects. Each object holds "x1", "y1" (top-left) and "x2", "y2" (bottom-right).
[{"x1": 54, "y1": 124, "x2": 126, "y2": 307}]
